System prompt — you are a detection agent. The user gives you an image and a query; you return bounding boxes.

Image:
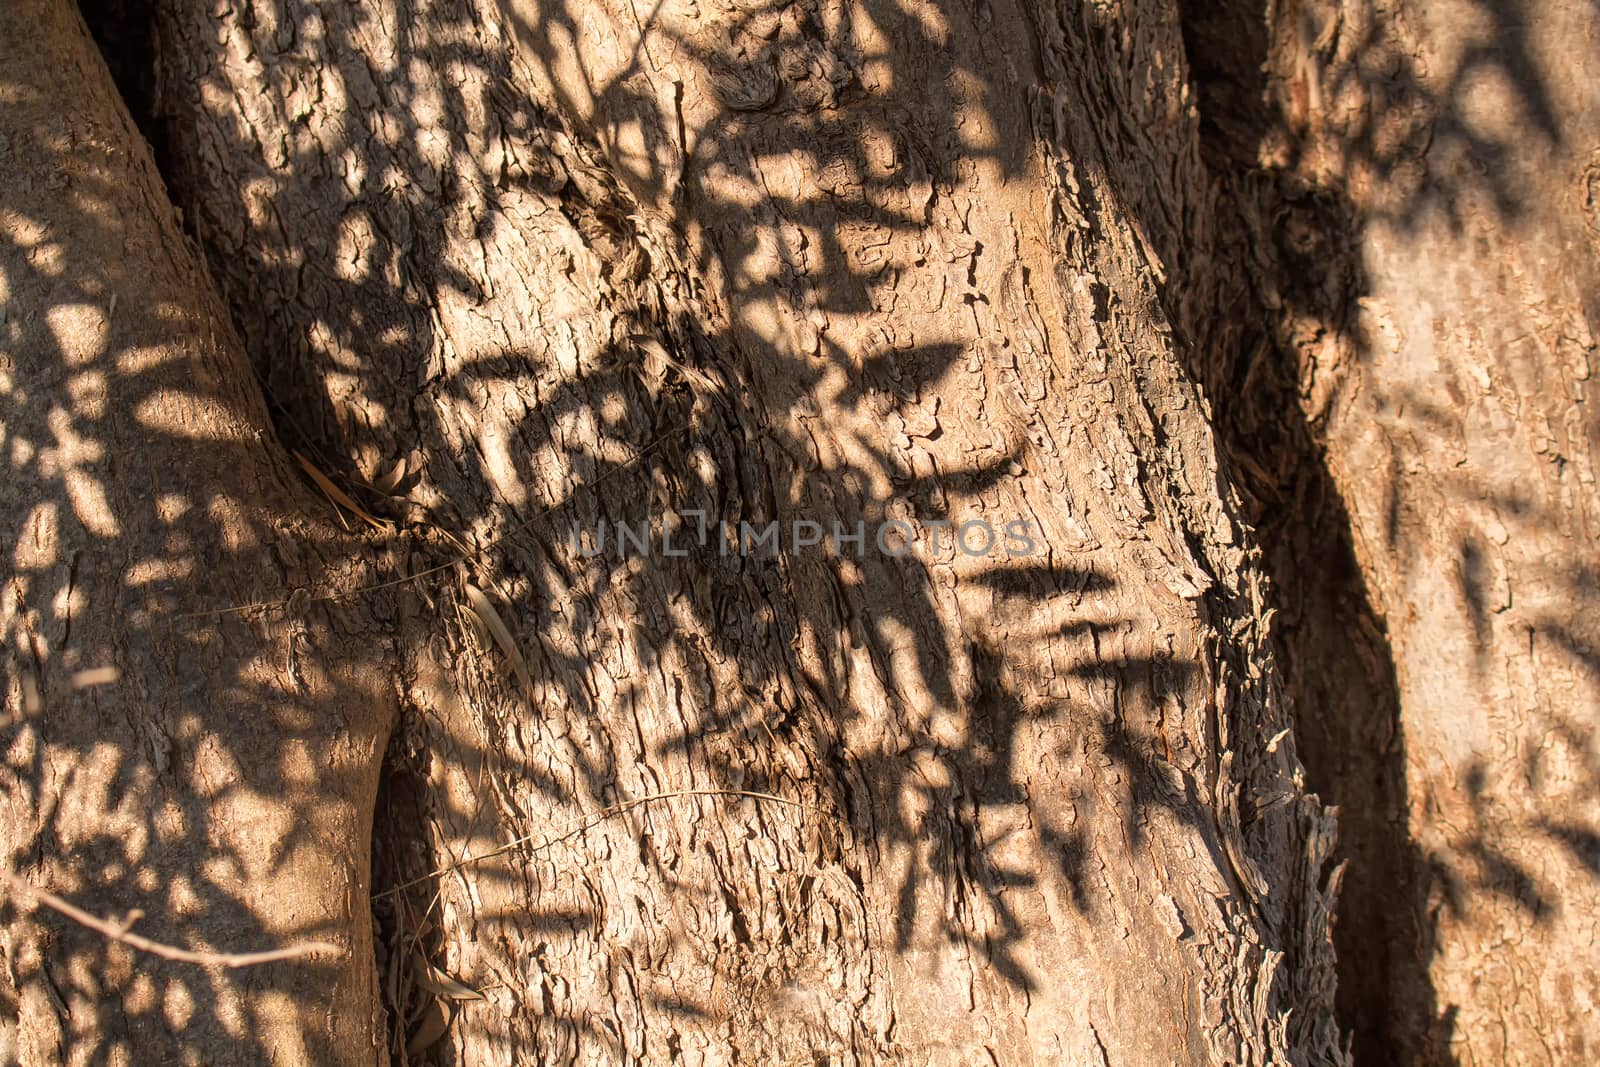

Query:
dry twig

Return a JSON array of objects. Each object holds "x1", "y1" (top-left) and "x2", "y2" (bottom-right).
[{"x1": 3, "y1": 872, "x2": 340, "y2": 969}]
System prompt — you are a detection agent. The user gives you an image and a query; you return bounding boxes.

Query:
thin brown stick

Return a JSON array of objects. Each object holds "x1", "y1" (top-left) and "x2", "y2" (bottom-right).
[
  {"x1": 3, "y1": 873, "x2": 340, "y2": 968},
  {"x1": 375, "y1": 788, "x2": 809, "y2": 899}
]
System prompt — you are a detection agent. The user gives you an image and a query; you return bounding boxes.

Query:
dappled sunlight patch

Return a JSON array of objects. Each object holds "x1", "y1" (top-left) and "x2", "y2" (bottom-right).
[
  {"x1": 11, "y1": 500, "x2": 58, "y2": 570},
  {"x1": 163, "y1": 975, "x2": 197, "y2": 1030},
  {"x1": 0, "y1": 208, "x2": 58, "y2": 260},
  {"x1": 64, "y1": 468, "x2": 119, "y2": 538},
  {"x1": 132, "y1": 389, "x2": 246, "y2": 442},
  {"x1": 276, "y1": 739, "x2": 323, "y2": 787},
  {"x1": 253, "y1": 990, "x2": 314, "y2": 1064},
  {"x1": 45, "y1": 303, "x2": 109, "y2": 366},
  {"x1": 125, "y1": 557, "x2": 197, "y2": 587},
  {"x1": 202, "y1": 495, "x2": 263, "y2": 554}
]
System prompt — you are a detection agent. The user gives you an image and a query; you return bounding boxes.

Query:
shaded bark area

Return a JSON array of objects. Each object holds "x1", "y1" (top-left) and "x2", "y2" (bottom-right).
[
  {"x1": 0, "y1": 0, "x2": 398, "y2": 1062},
  {"x1": 97, "y1": 0, "x2": 1348, "y2": 1061}
]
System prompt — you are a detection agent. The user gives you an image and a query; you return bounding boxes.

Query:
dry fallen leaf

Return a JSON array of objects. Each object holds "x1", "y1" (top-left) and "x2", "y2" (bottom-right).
[
  {"x1": 373, "y1": 456, "x2": 409, "y2": 495},
  {"x1": 412, "y1": 949, "x2": 485, "y2": 1002},
  {"x1": 405, "y1": 997, "x2": 451, "y2": 1057}
]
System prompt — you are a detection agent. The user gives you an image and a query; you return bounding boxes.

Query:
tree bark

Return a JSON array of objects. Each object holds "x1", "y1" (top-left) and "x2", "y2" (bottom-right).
[
  {"x1": 101, "y1": 0, "x2": 1356, "y2": 1062},
  {"x1": 1280, "y1": 0, "x2": 1600, "y2": 1061},
  {"x1": 0, "y1": 0, "x2": 395, "y2": 1062},
  {"x1": 1184, "y1": 0, "x2": 1600, "y2": 1060}
]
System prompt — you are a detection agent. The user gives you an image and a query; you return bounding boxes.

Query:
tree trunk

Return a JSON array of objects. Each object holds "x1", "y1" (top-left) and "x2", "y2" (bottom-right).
[
  {"x1": 85, "y1": 0, "x2": 1353, "y2": 1061},
  {"x1": 0, "y1": 0, "x2": 395, "y2": 1062},
  {"x1": 1177, "y1": 0, "x2": 1600, "y2": 1061},
  {"x1": 1265, "y1": 0, "x2": 1600, "y2": 1061}
]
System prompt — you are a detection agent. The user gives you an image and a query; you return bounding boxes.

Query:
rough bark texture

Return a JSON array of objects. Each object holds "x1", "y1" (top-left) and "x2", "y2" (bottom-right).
[
  {"x1": 1167, "y1": 0, "x2": 1424, "y2": 1059},
  {"x1": 108, "y1": 0, "x2": 1351, "y2": 1061},
  {"x1": 1183, "y1": 0, "x2": 1600, "y2": 1061},
  {"x1": 1285, "y1": 0, "x2": 1600, "y2": 1061},
  {"x1": 0, "y1": 0, "x2": 395, "y2": 1062}
]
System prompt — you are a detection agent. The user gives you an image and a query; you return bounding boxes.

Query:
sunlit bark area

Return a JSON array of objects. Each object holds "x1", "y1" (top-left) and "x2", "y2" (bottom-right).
[{"x1": 1, "y1": 0, "x2": 1595, "y2": 1061}]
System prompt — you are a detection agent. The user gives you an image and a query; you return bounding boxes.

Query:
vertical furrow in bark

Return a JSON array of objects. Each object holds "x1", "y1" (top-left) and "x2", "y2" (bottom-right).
[{"x1": 1154, "y1": 0, "x2": 1425, "y2": 1057}]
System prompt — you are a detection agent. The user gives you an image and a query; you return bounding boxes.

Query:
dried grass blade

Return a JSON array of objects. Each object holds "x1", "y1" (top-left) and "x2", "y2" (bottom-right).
[
  {"x1": 461, "y1": 583, "x2": 533, "y2": 696},
  {"x1": 292, "y1": 450, "x2": 389, "y2": 531}
]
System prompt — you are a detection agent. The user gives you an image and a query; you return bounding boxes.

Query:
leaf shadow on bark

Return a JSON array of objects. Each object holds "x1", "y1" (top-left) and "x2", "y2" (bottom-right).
[
  {"x1": 1, "y1": 2, "x2": 402, "y2": 1061},
  {"x1": 75, "y1": 0, "x2": 1354, "y2": 1061}
]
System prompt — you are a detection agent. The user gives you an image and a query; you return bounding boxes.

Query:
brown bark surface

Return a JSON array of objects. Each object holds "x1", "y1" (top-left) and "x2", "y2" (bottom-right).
[
  {"x1": 1184, "y1": 0, "x2": 1600, "y2": 1060},
  {"x1": 25, "y1": 0, "x2": 1594, "y2": 1058},
  {"x1": 0, "y1": 0, "x2": 396, "y2": 1062},
  {"x1": 1291, "y1": 1, "x2": 1600, "y2": 1060},
  {"x1": 113, "y1": 0, "x2": 1347, "y2": 1061}
]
